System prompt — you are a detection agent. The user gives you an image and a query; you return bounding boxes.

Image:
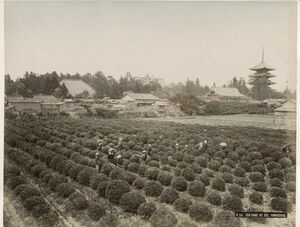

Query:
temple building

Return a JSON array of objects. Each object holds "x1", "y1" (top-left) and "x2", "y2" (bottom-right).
[{"x1": 249, "y1": 49, "x2": 276, "y2": 100}]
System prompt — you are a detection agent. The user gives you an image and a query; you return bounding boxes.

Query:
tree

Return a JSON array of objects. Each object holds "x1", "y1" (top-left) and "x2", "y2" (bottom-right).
[
  {"x1": 60, "y1": 83, "x2": 69, "y2": 98},
  {"x1": 172, "y1": 93, "x2": 204, "y2": 115},
  {"x1": 52, "y1": 88, "x2": 63, "y2": 98},
  {"x1": 5, "y1": 74, "x2": 17, "y2": 96}
]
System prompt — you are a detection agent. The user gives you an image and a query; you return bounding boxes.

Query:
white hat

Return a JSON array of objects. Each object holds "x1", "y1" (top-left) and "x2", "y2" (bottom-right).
[{"x1": 220, "y1": 142, "x2": 227, "y2": 147}]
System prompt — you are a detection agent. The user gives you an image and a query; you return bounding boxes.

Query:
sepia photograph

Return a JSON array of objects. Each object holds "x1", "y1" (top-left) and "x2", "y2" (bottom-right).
[{"x1": 3, "y1": 1, "x2": 297, "y2": 227}]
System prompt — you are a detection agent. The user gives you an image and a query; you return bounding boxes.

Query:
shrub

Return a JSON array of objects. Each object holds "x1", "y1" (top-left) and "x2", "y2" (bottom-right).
[
  {"x1": 177, "y1": 161, "x2": 188, "y2": 169},
  {"x1": 196, "y1": 173, "x2": 210, "y2": 186},
  {"x1": 68, "y1": 165, "x2": 84, "y2": 180},
  {"x1": 249, "y1": 192, "x2": 263, "y2": 204},
  {"x1": 130, "y1": 154, "x2": 141, "y2": 163},
  {"x1": 219, "y1": 165, "x2": 232, "y2": 173},
  {"x1": 266, "y1": 161, "x2": 282, "y2": 171},
  {"x1": 270, "y1": 187, "x2": 287, "y2": 198},
  {"x1": 88, "y1": 202, "x2": 106, "y2": 220},
  {"x1": 251, "y1": 159, "x2": 264, "y2": 166},
  {"x1": 144, "y1": 181, "x2": 163, "y2": 197},
  {"x1": 270, "y1": 178, "x2": 283, "y2": 187},
  {"x1": 212, "y1": 177, "x2": 226, "y2": 191},
  {"x1": 97, "y1": 181, "x2": 109, "y2": 197},
  {"x1": 252, "y1": 164, "x2": 266, "y2": 175},
  {"x1": 7, "y1": 176, "x2": 26, "y2": 189},
  {"x1": 160, "y1": 188, "x2": 179, "y2": 204},
  {"x1": 121, "y1": 171, "x2": 136, "y2": 185},
  {"x1": 157, "y1": 171, "x2": 173, "y2": 186},
  {"x1": 183, "y1": 154, "x2": 195, "y2": 164},
  {"x1": 235, "y1": 177, "x2": 250, "y2": 188},
  {"x1": 213, "y1": 210, "x2": 242, "y2": 227},
  {"x1": 173, "y1": 168, "x2": 181, "y2": 177},
  {"x1": 286, "y1": 182, "x2": 296, "y2": 192},
  {"x1": 32, "y1": 203, "x2": 50, "y2": 218},
  {"x1": 252, "y1": 182, "x2": 268, "y2": 192},
  {"x1": 190, "y1": 163, "x2": 202, "y2": 174},
  {"x1": 270, "y1": 198, "x2": 290, "y2": 212},
  {"x1": 89, "y1": 173, "x2": 108, "y2": 190},
  {"x1": 228, "y1": 184, "x2": 244, "y2": 198},
  {"x1": 77, "y1": 168, "x2": 96, "y2": 186},
  {"x1": 263, "y1": 157, "x2": 274, "y2": 164},
  {"x1": 208, "y1": 160, "x2": 221, "y2": 171},
  {"x1": 69, "y1": 192, "x2": 88, "y2": 210},
  {"x1": 221, "y1": 173, "x2": 234, "y2": 183},
  {"x1": 207, "y1": 191, "x2": 222, "y2": 206},
  {"x1": 127, "y1": 163, "x2": 140, "y2": 173},
  {"x1": 138, "y1": 165, "x2": 148, "y2": 176},
  {"x1": 133, "y1": 177, "x2": 146, "y2": 190},
  {"x1": 195, "y1": 157, "x2": 207, "y2": 167},
  {"x1": 202, "y1": 168, "x2": 215, "y2": 178},
  {"x1": 150, "y1": 207, "x2": 178, "y2": 227},
  {"x1": 120, "y1": 192, "x2": 146, "y2": 213},
  {"x1": 138, "y1": 202, "x2": 157, "y2": 220},
  {"x1": 215, "y1": 151, "x2": 226, "y2": 159},
  {"x1": 268, "y1": 168, "x2": 284, "y2": 181},
  {"x1": 14, "y1": 184, "x2": 29, "y2": 196},
  {"x1": 228, "y1": 152, "x2": 239, "y2": 161},
  {"x1": 145, "y1": 167, "x2": 160, "y2": 181},
  {"x1": 188, "y1": 181, "x2": 206, "y2": 197},
  {"x1": 105, "y1": 180, "x2": 131, "y2": 204},
  {"x1": 249, "y1": 172, "x2": 265, "y2": 183},
  {"x1": 174, "y1": 152, "x2": 184, "y2": 162},
  {"x1": 24, "y1": 196, "x2": 45, "y2": 211},
  {"x1": 223, "y1": 194, "x2": 243, "y2": 212},
  {"x1": 147, "y1": 160, "x2": 160, "y2": 168},
  {"x1": 182, "y1": 168, "x2": 195, "y2": 181},
  {"x1": 48, "y1": 175, "x2": 67, "y2": 190},
  {"x1": 189, "y1": 203, "x2": 213, "y2": 222},
  {"x1": 19, "y1": 187, "x2": 40, "y2": 201},
  {"x1": 101, "y1": 163, "x2": 115, "y2": 176},
  {"x1": 30, "y1": 164, "x2": 47, "y2": 177},
  {"x1": 55, "y1": 183, "x2": 75, "y2": 198},
  {"x1": 168, "y1": 158, "x2": 177, "y2": 167},
  {"x1": 286, "y1": 173, "x2": 296, "y2": 182},
  {"x1": 171, "y1": 177, "x2": 188, "y2": 192},
  {"x1": 224, "y1": 159, "x2": 236, "y2": 168},
  {"x1": 233, "y1": 167, "x2": 246, "y2": 177},
  {"x1": 174, "y1": 197, "x2": 192, "y2": 213}
]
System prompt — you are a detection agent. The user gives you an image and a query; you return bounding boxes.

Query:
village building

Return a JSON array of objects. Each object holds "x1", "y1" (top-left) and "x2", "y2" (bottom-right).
[
  {"x1": 60, "y1": 79, "x2": 96, "y2": 98},
  {"x1": 274, "y1": 100, "x2": 296, "y2": 117},
  {"x1": 207, "y1": 87, "x2": 247, "y2": 101},
  {"x1": 6, "y1": 95, "x2": 66, "y2": 112},
  {"x1": 121, "y1": 91, "x2": 160, "y2": 107}
]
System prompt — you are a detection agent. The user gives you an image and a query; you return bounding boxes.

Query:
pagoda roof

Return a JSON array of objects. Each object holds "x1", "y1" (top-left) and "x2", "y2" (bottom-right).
[
  {"x1": 249, "y1": 73, "x2": 276, "y2": 78},
  {"x1": 250, "y1": 61, "x2": 275, "y2": 71}
]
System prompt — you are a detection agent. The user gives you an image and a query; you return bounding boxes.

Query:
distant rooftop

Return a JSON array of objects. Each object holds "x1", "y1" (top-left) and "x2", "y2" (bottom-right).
[
  {"x1": 60, "y1": 79, "x2": 96, "y2": 97},
  {"x1": 210, "y1": 87, "x2": 244, "y2": 97},
  {"x1": 124, "y1": 91, "x2": 160, "y2": 100},
  {"x1": 6, "y1": 95, "x2": 61, "y2": 103}
]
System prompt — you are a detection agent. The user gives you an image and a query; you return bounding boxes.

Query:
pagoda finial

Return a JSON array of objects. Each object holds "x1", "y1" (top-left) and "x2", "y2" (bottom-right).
[{"x1": 262, "y1": 46, "x2": 264, "y2": 62}]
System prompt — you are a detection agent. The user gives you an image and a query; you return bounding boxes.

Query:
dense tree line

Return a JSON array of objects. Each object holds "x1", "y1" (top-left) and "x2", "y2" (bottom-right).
[{"x1": 5, "y1": 71, "x2": 162, "y2": 99}]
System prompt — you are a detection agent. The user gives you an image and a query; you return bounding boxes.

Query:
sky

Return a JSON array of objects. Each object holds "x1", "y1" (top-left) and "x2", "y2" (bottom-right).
[{"x1": 4, "y1": 1, "x2": 297, "y2": 92}]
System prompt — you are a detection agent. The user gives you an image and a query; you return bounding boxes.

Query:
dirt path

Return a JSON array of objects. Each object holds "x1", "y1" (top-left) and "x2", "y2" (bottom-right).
[{"x1": 142, "y1": 114, "x2": 296, "y2": 130}]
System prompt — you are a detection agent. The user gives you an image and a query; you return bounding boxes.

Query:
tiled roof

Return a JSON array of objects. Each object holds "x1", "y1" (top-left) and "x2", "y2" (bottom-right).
[
  {"x1": 125, "y1": 92, "x2": 159, "y2": 101},
  {"x1": 250, "y1": 61, "x2": 275, "y2": 71}
]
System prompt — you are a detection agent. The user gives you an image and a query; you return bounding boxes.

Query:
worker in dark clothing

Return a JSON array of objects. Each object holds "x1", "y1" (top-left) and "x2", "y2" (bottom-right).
[{"x1": 95, "y1": 152, "x2": 101, "y2": 172}]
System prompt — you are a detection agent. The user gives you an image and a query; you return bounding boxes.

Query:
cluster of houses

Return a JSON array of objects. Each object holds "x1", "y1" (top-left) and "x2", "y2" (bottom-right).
[{"x1": 5, "y1": 78, "x2": 296, "y2": 117}]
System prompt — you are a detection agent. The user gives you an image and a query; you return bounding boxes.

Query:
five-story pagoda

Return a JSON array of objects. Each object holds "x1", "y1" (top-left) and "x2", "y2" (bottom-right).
[{"x1": 249, "y1": 49, "x2": 276, "y2": 100}]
